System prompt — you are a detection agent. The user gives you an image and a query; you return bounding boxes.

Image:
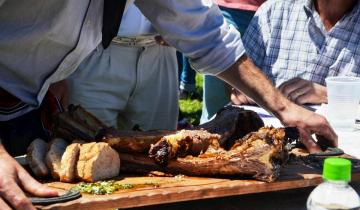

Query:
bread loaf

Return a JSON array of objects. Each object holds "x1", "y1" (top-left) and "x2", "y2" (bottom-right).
[
  {"x1": 76, "y1": 142, "x2": 120, "y2": 182},
  {"x1": 45, "y1": 138, "x2": 68, "y2": 179},
  {"x1": 27, "y1": 138, "x2": 49, "y2": 177},
  {"x1": 59, "y1": 143, "x2": 81, "y2": 182}
]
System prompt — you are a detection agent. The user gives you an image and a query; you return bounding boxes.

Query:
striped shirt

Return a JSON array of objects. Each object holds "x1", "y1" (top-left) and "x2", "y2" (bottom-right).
[{"x1": 243, "y1": 0, "x2": 360, "y2": 87}]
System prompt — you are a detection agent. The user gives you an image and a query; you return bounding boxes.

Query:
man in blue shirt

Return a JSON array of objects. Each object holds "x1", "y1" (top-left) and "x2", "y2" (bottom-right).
[{"x1": 232, "y1": 0, "x2": 360, "y2": 105}]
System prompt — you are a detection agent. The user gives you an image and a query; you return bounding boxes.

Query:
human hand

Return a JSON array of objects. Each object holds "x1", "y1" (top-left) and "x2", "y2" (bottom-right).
[
  {"x1": 278, "y1": 77, "x2": 327, "y2": 105},
  {"x1": 280, "y1": 103, "x2": 338, "y2": 153},
  {"x1": 0, "y1": 145, "x2": 59, "y2": 209},
  {"x1": 230, "y1": 88, "x2": 255, "y2": 105},
  {"x1": 216, "y1": 56, "x2": 336, "y2": 153}
]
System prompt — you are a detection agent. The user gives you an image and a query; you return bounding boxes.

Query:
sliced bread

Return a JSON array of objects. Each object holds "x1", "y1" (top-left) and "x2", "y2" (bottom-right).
[
  {"x1": 27, "y1": 138, "x2": 49, "y2": 177},
  {"x1": 76, "y1": 142, "x2": 120, "y2": 182},
  {"x1": 45, "y1": 138, "x2": 68, "y2": 179},
  {"x1": 59, "y1": 143, "x2": 81, "y2": 182}
]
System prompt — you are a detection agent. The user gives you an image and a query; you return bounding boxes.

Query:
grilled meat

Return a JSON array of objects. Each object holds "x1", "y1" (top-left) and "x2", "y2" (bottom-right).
[
  {"x1": 148, "y1": 129, "x2": 221, "y2": 166},
  {"x1": 196, "y1": 106, "x2": 264, "y2": 149},
  {"x1": 122, "y1": 127, "x2": 291, "y2": 182},
  {"x1": 100, "y1": 128, "x2": 175, "y2": 153}
]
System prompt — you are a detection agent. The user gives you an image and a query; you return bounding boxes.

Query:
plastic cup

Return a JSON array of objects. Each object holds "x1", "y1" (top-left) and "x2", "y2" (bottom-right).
[{"x1": 325, "y1": 76, "x2": 360, "y2": 131}]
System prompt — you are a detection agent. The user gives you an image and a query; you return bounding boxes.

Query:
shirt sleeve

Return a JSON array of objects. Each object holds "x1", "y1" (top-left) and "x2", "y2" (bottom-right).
[
  {"x1": 242, "y1": 2, "x2": 272, "y2": 74},
  {"x1": 134, "y1": 0, "x2": 245, "y2": 75}
]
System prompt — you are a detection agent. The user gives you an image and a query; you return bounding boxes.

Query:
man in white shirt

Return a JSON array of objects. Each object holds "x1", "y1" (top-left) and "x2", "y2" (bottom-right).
[
  {"x1": 68, "y1": 3, "x2": 179, "y2": 131},
  {"x1": 0, "y1": 0, "x2": 337, "y2": 209}
]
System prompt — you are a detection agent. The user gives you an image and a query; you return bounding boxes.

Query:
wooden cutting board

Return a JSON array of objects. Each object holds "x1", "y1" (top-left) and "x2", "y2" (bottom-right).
[{"x1": 37, "y1": 157, "x2": 360, "y2": 210}]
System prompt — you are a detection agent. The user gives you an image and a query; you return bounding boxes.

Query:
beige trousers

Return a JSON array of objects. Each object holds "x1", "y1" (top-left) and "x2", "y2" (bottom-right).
[{"x1": 68, "y1": 42, "x2": 178, "y2": 130}]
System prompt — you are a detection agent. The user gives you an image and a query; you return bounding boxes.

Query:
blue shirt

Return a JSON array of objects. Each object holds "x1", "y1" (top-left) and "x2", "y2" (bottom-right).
[
  {"x1": 243, "y1": 0, "x2": 360, "y2": 87},
  {"x1": 0, "y1": 0, "x2": 244, "y2": 120}
]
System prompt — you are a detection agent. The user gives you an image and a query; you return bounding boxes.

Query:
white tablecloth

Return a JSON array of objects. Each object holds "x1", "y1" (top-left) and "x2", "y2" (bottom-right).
[{"x1": 240, "y1": 105, "x2": 360, "y2": 158}]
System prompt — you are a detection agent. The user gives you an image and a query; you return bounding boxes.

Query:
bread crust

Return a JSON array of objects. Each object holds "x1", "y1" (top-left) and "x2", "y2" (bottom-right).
[
  {"x1": 27, "y1": 138, "x2": 49, "y2": 177},
  {"x1": 45, "y1": 138, "x2": 68, "y2": 179},
  {"x1": 59, "y1": 143, "x2": 81, "y2": 182},
  {"x1": 77, "y1": 142, "x2": 120, "y2": 182}
]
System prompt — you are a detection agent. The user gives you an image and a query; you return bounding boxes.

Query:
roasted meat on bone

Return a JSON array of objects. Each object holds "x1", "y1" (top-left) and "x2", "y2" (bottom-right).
[
  {"x1": 54, "y1": 105, "x2": 262, "y2": 154},
  {"x1": 196, "y1": 106, "x2": 264, "y2": 148},
  {"x1": 122, "y1": 127, "x2": 294, "y2": 182},
  {"x1": 148, "y1": 129, "x2": 221, "y2": 166},
  {"x1": 52, "y1": 105, "x2": 298, "y2": 182}
]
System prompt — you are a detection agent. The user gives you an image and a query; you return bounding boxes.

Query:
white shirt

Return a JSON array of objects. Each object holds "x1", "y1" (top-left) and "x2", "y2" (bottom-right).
[
  {"x1": 0, "y1": 0, "x2": 244, "y2": 120},
  {"x1": 118, "y1": 2, "x2": 155, "y2": 36}
]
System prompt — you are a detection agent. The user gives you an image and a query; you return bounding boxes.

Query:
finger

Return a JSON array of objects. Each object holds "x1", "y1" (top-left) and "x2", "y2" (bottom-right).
[
  {"x1": 294, "y1": 92, "x2": 311, "y2": 105},
  {"x1": 278, "y1": 77, "x2": 301, "y2": 92},
  {"x1": 312, "y1": 118, "x2": 338, "y2": 147},
  {"x1": 289, "y1": 86, "x2": 312, "y2": 104},
  {"x1": 18, "y1": 168, "x2": 59, "y2": 197},
  {"x1": 279, "y1": 78, "x2": 307, "y2": 97},
  {"x1": 0, "y1": 180, "x2": 35, "y2": 210},
  {"x1": 231, "y1": 90, "x2": 248, "y2": 105},
  {"x1": 299, "y1": 133, "x2": 322, "y2": 153},
  {"x1": 0, "y1": 197, "x2": 12, "y2": 210}
]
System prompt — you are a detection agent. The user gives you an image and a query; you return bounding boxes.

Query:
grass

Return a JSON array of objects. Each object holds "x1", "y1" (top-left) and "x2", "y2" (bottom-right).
[{"x1": 179, "y1": 73, "x2": 203, "y2": 125}]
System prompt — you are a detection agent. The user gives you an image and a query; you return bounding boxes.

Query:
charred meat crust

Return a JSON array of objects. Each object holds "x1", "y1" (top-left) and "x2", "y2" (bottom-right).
[
  {"x1": 148, "y1": 130, "x2": 221, "y2": 166},
  {"x1": 148, "y1": 140, "x2": 171, "y2": 167},
  {"x1": 196, "y1": 106, "x2": 264, "y2": 149},
  {"x1": 100, "y1": 128, "x2": 175, "y2": 153},
  {"x1": 126, "y1": 127, "x2": 289, "y2": 182}
]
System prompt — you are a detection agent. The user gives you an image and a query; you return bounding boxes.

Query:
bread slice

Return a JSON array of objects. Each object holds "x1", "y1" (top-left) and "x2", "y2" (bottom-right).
[
  {"x1": 45, "y1": 138, "x2": 68, "y2": 179},
  {"x1": 71, "y1": 139, "x2": 86, "y2": 144},
  {"x1": 59, "y1": 143, "x2": 81, "y2": 182},
  {"x1": 76, "y1": 142, "x2": 120, "y2": 182},
  {"x1": 27, "y1": 138, "x2": 49, "y2": 177}
]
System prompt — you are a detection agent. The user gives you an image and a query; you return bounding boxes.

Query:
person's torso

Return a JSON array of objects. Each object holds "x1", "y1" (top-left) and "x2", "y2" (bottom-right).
[
  {"x1": 258, "y1": 0, "x2": 360, "y2": 86},
  {"x1": 118, "y1": 2, "x2": 156, "y2": 37},
  {"x1": 0, "y1": 0, "x2": 103, "y2": 120}
]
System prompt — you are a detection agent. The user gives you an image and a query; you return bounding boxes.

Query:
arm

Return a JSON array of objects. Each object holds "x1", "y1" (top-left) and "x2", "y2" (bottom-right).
[
  {"x1": 0, "y1": 143, "x2": 58, "y2": 210},
  {"x1": 231, "y1": 77, "x2": 328, "y2": 106},
  {"x1": 135, "y1": 0, "x2": 244, "y2": 75},
  {"x1": 135, "y1": 0, "x2": 337, "y2": 152},
  {"x1": 217, "y1": 56, "x2": 337, "y2": 153}
]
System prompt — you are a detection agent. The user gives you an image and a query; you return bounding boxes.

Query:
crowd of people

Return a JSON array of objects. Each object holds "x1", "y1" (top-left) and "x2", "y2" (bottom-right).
[{"x1": 0, "y1": 0, "x2": 358, "y2": 209}]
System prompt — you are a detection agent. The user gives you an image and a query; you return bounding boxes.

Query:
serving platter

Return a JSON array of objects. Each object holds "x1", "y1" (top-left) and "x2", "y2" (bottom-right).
[{"x1": 37, "y1": 155, "x2": 360, "y2": 210}]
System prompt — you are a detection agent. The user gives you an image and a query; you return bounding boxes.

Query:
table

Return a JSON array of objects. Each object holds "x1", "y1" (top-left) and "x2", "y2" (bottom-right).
[
  {"x1": 130, "y1": 182, "x2": 360, "y2": 210},
  {"x1": 130, "y1": 105, "x2": 360, "y2": 210},
  {"x1": 39, "y1": 105, "x2": 360, "y2": 210}
]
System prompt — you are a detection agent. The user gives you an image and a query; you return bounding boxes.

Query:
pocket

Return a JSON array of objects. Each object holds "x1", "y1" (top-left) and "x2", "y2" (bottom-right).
[{"x1": 329, "y1": 48, "x2": 360, "y2": 77}]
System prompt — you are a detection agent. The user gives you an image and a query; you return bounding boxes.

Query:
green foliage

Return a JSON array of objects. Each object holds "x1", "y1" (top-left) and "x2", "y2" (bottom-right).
[
  {"x1": 195, "y1": 73, "x2": 203, "y2": 96},
  {"x1": 179, "y1": 73, "x2": 203, "y2": 126},
  {"x1": 179, "y1": 99, "x2": 202, "y2": 125}
]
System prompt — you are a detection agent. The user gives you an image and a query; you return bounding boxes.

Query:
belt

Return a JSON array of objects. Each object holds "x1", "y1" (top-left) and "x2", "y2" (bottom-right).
[
  {"x1": 112, "y1": 35, "x2": 157, "y2": 47},
  {"x1": 112, "y1": 34, "x2": 170, "y2": 47}
]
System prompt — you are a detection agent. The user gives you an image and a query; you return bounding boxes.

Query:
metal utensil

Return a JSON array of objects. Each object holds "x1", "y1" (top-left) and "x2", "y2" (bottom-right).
[{"x1": 30, "y1": 189, "x2": 81, "y2": 205}]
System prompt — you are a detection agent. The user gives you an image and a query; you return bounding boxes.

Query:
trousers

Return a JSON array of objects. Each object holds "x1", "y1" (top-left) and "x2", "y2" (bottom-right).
[{"x1": 68, "y1": 42, "x2": 179, "y2": 130}]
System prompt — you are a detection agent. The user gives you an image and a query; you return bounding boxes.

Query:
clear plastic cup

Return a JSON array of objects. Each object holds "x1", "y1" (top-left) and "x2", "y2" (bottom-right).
[{"x1": 325, "y1": 76, "x2": 360, "y2": 131}]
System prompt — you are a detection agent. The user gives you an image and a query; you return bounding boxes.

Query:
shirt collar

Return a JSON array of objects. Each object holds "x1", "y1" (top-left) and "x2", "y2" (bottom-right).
[
  {"x1": 303, "y1": 0, "x2": 360, "y2": 23},
  {"x1": 303, "y1": 0, "x2": 314, "y2": 16}
]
